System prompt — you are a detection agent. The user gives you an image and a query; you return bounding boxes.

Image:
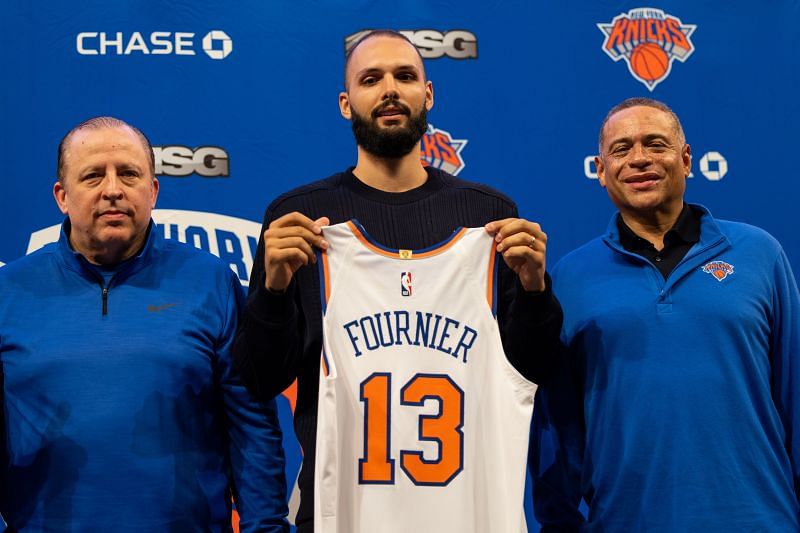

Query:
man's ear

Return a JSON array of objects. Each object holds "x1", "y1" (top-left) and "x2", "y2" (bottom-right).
[
  {"x1": 339, "y1": 91, "x2": 352, "y2": 120},
  {"x1": 595, "y1": 156, "x2": 606, "y2": 188},
  {"x1": 150, "y1": 177, "x2": 159, "y2": 208},
  {"x1": 53, "y1": 181, "x2": 69, "y2": 215},
  {"x1": 682, "y1": 143, "x2": 692, "y2": 177}
]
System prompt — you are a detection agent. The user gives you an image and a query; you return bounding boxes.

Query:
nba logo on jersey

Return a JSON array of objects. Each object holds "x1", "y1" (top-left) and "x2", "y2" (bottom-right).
[{"x1": 400, "y1": 272, "x2": 412, "y2": 296}]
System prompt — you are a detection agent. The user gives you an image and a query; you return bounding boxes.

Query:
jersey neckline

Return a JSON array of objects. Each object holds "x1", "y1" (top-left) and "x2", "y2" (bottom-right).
[{"x1": 347, "y1": 219, "x2": 467, "y2": 260}]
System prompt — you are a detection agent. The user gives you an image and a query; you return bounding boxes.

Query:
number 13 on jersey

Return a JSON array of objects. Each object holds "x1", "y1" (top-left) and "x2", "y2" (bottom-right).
[{"x1": 359, "y1": 372, "x2": 464, "y2": 486}]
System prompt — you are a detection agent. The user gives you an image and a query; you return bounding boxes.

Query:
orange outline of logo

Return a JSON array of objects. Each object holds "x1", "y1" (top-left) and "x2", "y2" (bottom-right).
[
  {"x1": 420, "y1": 124, "x2": 468, "y2": 176},
  {"x1": 701, "y1": 261, "x2": 734, "y2": 281},
  {"x1": 598, "y1": 8, "x2": 696, "y2": 91}
]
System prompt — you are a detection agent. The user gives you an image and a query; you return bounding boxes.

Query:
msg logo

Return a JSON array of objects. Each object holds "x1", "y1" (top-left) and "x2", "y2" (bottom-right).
[
  {"x1": 345, "y1": 29, "x2": 477, "y2": 59},
  {"x1": 153, "y1": 146, "x2": 230, "y2": 177}
]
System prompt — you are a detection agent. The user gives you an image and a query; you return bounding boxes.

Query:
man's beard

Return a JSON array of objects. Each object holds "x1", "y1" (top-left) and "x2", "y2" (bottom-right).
[{"x1": 351, "y1": 100, "x2": 428, "y2": 159}]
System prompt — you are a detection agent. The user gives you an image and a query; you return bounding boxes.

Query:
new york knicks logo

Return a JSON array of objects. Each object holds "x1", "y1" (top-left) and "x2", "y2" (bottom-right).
[
  {"x1": 401, "y1": 272, "x2": 413, "y2": 296},
  {"x1": 420, "y1": 124, "x2": 467, "y2": 176},
  {"x1": 598, "y1": 8, "x2": 696, "y2": 91},
  {"x1": 701, "y1": 260, "x2": 734, "y2": 281}
]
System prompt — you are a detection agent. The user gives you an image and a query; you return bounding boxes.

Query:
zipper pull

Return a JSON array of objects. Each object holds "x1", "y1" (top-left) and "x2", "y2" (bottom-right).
[{"x1": 102, "y1": 286, "x2": 108, "y2": 315}]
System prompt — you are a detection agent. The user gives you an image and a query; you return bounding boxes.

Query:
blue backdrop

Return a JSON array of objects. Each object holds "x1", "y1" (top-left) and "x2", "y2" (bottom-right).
[{"x1": 3, "y1": 1, "x2": 798, "y2": 530}]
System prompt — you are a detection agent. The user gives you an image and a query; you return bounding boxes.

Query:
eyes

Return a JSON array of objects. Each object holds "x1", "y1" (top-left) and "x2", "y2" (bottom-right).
[
  {"x1": 608, "y1": 139, "x2": 671, "y2": 156},
  {"x1": 79, "y1": 167, "x2": 144, "y2": 186},
  {"x1": 395, "y1": 71, "x2": 417, "y2": 82},
  {"x1": 360, "y1": 70, "x2": 419, "y2": 86}
]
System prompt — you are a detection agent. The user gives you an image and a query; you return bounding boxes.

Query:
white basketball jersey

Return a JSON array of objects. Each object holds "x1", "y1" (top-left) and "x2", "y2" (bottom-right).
[{"x1": 314, "y1": 220, "x2": 537, "y2": 533}]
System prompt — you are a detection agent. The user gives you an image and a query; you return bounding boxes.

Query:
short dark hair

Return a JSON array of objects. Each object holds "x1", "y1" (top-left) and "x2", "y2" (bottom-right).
[
  {"x1": 598, "y1": 97, "x2": 685, "y2": 152},
  {"x1": 57, "y1": 116, "x2": 155, "y2": 183},
  {"x1": 343, "y1": 29, "x2": 426, "y2": 90}
]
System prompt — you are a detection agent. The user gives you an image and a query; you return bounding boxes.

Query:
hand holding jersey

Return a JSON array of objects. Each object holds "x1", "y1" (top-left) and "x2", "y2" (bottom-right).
[
  {"x1": 486, "y1": 218, "x2": 547, "y2": 292},
  {"x1": 266, "y1": 212, "x2": 547, "y2": 294},
  {"x1": 263, "y1": 211, "x2": 330, "y2": 292}
]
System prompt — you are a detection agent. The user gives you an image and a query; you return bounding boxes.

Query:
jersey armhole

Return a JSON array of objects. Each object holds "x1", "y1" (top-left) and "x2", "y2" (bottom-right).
[{"x1": 487, "y1": 241, "x2": 499, "y2": 318}]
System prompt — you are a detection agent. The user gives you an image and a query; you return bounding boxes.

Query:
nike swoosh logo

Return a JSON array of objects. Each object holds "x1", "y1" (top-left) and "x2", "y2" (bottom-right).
[{"x1": 147, "y1": 303, "x2": 179, "y2": 312}]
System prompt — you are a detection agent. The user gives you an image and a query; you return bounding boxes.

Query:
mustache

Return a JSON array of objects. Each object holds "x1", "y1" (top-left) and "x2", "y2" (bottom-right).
[{"x1": 372, "y1": 99, "x2": 411, "y2": 118}]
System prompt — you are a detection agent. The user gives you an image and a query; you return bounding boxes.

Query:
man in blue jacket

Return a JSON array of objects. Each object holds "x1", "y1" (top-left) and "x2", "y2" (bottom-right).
[
  {"x1": 0, "y1": 117, "x2": 288, "y2": 531},
  {"x1": 531, "y1": 98, "x2": 800, "y2": 531}
]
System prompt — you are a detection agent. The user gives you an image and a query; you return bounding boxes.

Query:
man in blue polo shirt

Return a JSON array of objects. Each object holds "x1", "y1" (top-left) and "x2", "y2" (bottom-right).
[{"x1": 531, "y1": 98, "x2": 800, "y2": 531}]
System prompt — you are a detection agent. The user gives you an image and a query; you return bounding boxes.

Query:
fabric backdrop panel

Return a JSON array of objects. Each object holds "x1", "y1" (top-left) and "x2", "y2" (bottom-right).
[{"x1": 2, "y1": 1, "x2": 798, "y2": 530}]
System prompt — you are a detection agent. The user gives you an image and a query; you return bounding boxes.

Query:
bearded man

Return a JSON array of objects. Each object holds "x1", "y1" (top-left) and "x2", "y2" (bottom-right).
[{"x1": 233, "y1": 30, "x2": 562, "y2": 532}]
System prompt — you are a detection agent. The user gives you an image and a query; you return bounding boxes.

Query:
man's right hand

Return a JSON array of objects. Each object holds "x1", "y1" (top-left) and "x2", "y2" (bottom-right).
[{"x1": 264, "y1": 212, "x2": 330, "y2": 292}]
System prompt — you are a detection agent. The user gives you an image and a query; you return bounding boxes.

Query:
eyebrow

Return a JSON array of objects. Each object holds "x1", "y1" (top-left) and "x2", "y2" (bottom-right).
[
  {"x1": 77, "y1": 161, "x2": 144, "y2": 174},
  {"x1": 354, "y1": 64, "x2": 421, "y2": 78},
  {"x1": 608, "y1": 132, "x2": 672, "y2": 147}
]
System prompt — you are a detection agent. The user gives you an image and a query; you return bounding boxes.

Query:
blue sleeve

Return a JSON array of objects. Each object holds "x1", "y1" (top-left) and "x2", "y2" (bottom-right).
[
  {"x1": 216, "y1": 275, "x2": 289, "y2": 532},
  {"x1": 770, "y1": 249, "x2": 800, "y2": 502},
  {"x1": 530, "y1": 345, "x2": 585, "y2": 531}
]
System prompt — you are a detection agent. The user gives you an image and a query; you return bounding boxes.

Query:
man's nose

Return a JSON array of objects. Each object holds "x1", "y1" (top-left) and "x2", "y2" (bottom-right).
[
  {"x1": 381, "y1": 75, "x2": 400, "y2": 100},
  {"x1": 101, "y1": 172, "x2": 123, "y2": 198},
  {"x1": 628, "y1": 144, "x2": 651, "y2": 166}
]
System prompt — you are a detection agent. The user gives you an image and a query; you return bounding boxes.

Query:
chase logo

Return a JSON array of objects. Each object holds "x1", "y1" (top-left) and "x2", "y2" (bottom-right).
[
  {"x1": 420, "y1": 124, "x2": 467, "y2": 176},
  {"x1": 153, "y1": 146, "x2": 230, "y2": 177},
  {"x1": 76, "y1": 30, "x2": 233, "y2": 60},
  {"x1": 202, "y1": 30, "x2": 233, "y2": 60},
  {"x1": 598, "y1": 8, "x2": 696, "y2": 90},
  {"x1": 26, "y1": 210, "x2": 259, "y2": 286},
  {"x1": 345, "y1": 30, "x2": 477, "y2": 59}
]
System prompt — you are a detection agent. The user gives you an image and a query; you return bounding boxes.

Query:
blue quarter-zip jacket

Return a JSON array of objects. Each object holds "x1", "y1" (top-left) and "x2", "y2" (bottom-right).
[
  {"x1": 0, "y1": 220, "x2": 288, "y2": 532},
  {"x1": 531, "y1": 205, "x2": 800, "y2": 531}
]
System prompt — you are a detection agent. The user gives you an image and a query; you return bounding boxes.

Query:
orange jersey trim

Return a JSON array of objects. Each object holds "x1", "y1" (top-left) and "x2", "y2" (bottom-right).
[
  {"x1": 347, "y1": 220, "x2": 468, "y2": 260},
  {"x1": 321, "y1": 249, "x2": 331, "y2": 306},
  {"x1": 486, "y1": 241, "x2": 498, "y2": 312}
]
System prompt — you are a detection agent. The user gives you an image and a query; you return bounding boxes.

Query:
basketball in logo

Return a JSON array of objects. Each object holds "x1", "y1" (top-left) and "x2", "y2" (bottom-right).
[
  {"x1": 701, "y1": 261, "x2": 734, "y2": 281},
  {"x1": 629, "y1": 42, "x2": 669, "y2": 82},
  {"x1": 597, "y1": 8, "x2": 696, "y2": 90}
]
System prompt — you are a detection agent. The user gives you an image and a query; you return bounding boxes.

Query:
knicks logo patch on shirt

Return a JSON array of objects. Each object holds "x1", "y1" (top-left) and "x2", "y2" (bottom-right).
[{"x1": 701, "y1": 260, "x2": 734, "y2": 281}]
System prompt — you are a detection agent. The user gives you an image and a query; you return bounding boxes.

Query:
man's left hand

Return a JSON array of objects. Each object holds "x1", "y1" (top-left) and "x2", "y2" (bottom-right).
[{"x1": 485, "y1": 218, "x2": 547, "y2": 292}]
